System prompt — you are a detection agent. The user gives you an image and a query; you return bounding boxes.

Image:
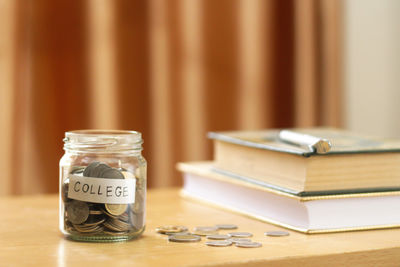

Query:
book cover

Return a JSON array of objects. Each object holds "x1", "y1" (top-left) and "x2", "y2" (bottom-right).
[{"x1": 208, "y1": 128, "x2": 400, "y2": 157}]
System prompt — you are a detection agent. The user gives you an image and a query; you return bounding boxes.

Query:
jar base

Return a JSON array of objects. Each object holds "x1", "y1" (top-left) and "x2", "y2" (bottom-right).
[{"x1": 65, "y1": 227, "x2": 145, "y2": 243}]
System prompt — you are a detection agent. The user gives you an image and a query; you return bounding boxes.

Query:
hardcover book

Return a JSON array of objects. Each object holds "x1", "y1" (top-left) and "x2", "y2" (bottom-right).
[
  {"x1": 208, "y1": 128, "x2": 400, "y2": 194},
  {"x1": 178, "y1": 162, "x2": 400, "y2": 234}
]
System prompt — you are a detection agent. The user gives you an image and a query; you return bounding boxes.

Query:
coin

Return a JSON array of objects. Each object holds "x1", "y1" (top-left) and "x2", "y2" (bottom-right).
[
  {"x1": 130, "y1": 211, "x2": 144, "y2": 230},
  {"x1": 194, "y1": 226, "x2": 218, "y2": 232},
  {"x1": 135, "y1": 167, "x2": 142, "y2": 179},
  {"x1": 122, "y1": 171, "x2": 135, "y2": 179},
  {"x1": 66, "y1": 200, "x2": 89, "y2": 224},
  {"x1": 235, "y1": 241, "x2": 262, "y2": 248},
  {"x1": 215, "y1": 224, "x2": 238, "y2": 230},
  {"x1": 88, "y1": 163, "x2": 110, "y2": 178},
  {"x1": 193, "y1": 230, "x2": 219, "y2": 236},
  {"x1": 105, "y1": 204, "x2": 127, "y2": 216},
  {"x1": 133, "y1": 192, "x2": 145, "y2": 213},
  {"x1": 118, "y1": 212, "x2": 130, "y2": 223},
  {"x1": 111, "y1": 218, "x2": 132, "y2": 231},
  {"x1": 104, "y1": 218, "x2": 132, "y2": 231},
  {"x1": 83, "y1": 162, "x2": 101, "y2": 177},
  {"x1": 228, "y1": 232, "x2": 253, "y2": 238},
  {"x1": 264, "y1": 231, "x2": 290, "y2": 237},
  {"x1": 205, "y1": 240, "x2": 232, "y2": 247},
  {"x1": 229, "y1": 238, "x2": 252, "y2": 244},
  {"x1": 101, "y1": 168, "x2": 125, "y2": 179},
  {"x1": 104, "y1": 230, "x2": 129, "y2": 236},
  {"x1": 206, "y1": 234, "x2": 231, "y2": 240},
  {"x1": 61, "y1": 181, "x2": 70, "y2": 202},
  {"x1": 73, "y1": 224, "x2": 104, "y2": 233},
  {"x1": 89, "y1": 209, "x2": 103, "y2": 215},
  {"x1": 156, "y1": 225, "x2": 188, "y2": 235},
  {"x1": 70, "y1": 166, "x2": 85, "y2": 175},
  {"x1": 83, "y1": 216, "x2": 106, "y2": 227},
  {"x1": 168, "y1": 234, "x2": 201, "y2": 243}
]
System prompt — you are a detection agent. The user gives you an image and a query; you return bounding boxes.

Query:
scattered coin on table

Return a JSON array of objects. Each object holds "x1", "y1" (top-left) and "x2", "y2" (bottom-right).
[
  {"x1": 228, "y1": 232, "x2": 253, "y2": 238},
  {"x1": 194, "y1": 226, "x2": 219, "y2": 232},
  {"x1": 193, "y1": 230, "x2": 219, "y2": 236},
  {"x1": 158, "y1": 224, "x2": 292, "y2": 248},
  {"x1": 156, "y1": 225, "x2": 188, "y2": 235},
  {"x1": 168, "y1": 234, "x2": 201, "y2": 243},
  {"x1": 229, "y1": 238, "x2": 252, "y2": 244},
  {"x1": 265, "y1": 231, "x2": 290, "y2": 237},
  {"x1": 206, "y1": 234, "x2": 231, "y2": 240},
  {"x1": 205, "y1": 240, "x2": 233, "y2": 247},
  {"x1": 235, "y1": 241, "x2": 262, "y2": 248},
  {"x1": 215, "y1": 224, "x2": 238, "y2": 230}
]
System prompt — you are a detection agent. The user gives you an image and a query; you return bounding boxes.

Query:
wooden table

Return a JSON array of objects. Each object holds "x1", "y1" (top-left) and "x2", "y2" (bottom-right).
[{"x1": 1, "y1": 188, "x2": 400, "y2": 266}]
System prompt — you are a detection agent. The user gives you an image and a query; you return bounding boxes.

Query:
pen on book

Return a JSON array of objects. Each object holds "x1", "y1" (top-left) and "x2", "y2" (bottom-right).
[{"x1": 278, "y1": 130, "x2": 332, "y2": 154}]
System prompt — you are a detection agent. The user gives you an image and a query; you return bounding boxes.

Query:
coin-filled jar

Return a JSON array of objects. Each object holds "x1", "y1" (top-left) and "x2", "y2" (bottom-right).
[{"x1": 59, "y1": 130, "x2": 146, "y2": 242}]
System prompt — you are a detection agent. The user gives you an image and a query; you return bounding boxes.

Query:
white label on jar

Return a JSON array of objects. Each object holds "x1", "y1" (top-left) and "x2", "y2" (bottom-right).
[{"x1": 68, "y1": 175, "x2": 136, "y2": 204}]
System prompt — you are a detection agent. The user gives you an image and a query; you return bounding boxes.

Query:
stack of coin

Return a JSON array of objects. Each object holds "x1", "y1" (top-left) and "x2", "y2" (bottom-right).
[{"x1": 62, "y1": 162, "x2": 144, "y2": 237}]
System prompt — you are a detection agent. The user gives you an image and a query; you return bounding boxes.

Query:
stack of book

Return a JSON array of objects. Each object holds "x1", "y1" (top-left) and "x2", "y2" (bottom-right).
[{"x1": 177, "y1": 128, "x2": 400, "y2": 233}]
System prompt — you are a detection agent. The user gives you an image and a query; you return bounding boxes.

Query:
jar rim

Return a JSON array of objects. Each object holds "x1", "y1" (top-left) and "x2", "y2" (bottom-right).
[
  {"x1": 64, "y1": 129, "x2": 143, "y2": 153},
  {"x1": 66, "y1": 129, "x2": 141, "y2": 136}
]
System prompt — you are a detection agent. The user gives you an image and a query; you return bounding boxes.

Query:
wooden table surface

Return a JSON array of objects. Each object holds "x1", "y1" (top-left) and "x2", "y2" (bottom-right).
[{"x1": 1, "y1": 188, "x2": 400, "y2": 266}]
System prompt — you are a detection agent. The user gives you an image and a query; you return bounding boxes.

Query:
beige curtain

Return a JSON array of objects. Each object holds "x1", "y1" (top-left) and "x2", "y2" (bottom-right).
[{"x1": 0, "y1": 0, "x2": 342, "y2": 195}]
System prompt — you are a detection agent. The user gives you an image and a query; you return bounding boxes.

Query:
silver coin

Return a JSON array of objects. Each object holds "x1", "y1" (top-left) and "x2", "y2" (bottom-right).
[
  {"x1": 93, "y1": 163, "x2": 111, "y2": 178},
  {"x1": 66, "y1": 200, "x2": 89, "y2": 224},
  {"x1": 61, "y1": 181, "x2": 70, "y2": 202},
  {"x1": 215, "y1": 224, "x2": 238, "y2": 230},
  {"x1": 83, "y1": 162, "x2": 100, "y2": 177},
  {"x1": 70, "y1": 166, "x2": 85, "y2": 175},
  {"x1": 235, "y1": 241, "x2": 262, "y2": 248},
  {"x1": 205, "y1": 240, "x2": 232, "y2": 247},
  {"x1": 194, "y1": 226, "x2": 218, "y2": 232},
  {"x1": 228, "y1": 232, "x2": 253, "y2": 238},
  {"x1": 101, "y1": 168, "x2": 125, "y2": 179},
  {"x1": 168, "y1": 234, "x2": 201, "y2": 243},
  {"x1": 206, "y1": 234, "x2": 231, "y2": 240},
  {"x1": 264, "y1": 231, "x2": 290, "y2": 237},
  {"x1": 229, "y1": 238, "x2": 252, "y2": 244},
  {"x1": 193, "y1": 230, "x2": 219, "y2": 236},
  {"x1": 156, "y1": 225, "x2": 188, "y2": 235}
]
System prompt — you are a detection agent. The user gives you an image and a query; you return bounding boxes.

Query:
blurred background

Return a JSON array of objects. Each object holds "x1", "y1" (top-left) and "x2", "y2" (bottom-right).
[{"x1": 0, "y1": 0, "x2": 398, "y2": 195}]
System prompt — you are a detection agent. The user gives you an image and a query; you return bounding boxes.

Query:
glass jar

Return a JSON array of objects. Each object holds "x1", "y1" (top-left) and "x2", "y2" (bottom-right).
[{"x1": 59, "y1": 130, "x2": 146, "y2": 242}]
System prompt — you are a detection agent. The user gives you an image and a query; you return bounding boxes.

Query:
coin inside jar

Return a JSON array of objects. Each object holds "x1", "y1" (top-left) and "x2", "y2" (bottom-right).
[
  {"x1": 66, "y1": 200, "x2": 89, "y2": 224},
  {"x1": 105, "y1": 204, "x2": 128, "y2": 216},
  {"x1": 83, "y1": 162, "x2": 100, "y2": 177},
  {"x1": 122, "y1": 171, "x2": 135, "y2": 179},
  {"x1": 101, "y1": 168, "x2": 125, "y2": 179}
]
